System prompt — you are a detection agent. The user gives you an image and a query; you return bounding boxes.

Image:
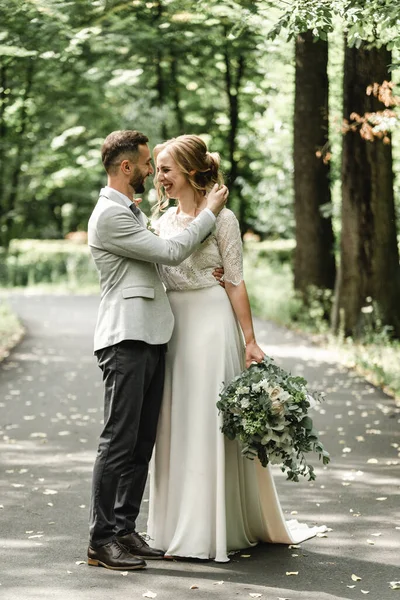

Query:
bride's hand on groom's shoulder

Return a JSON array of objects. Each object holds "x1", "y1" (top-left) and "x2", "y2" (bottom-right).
[
  {"x1": 206, "y1": 184, "x2": 229, "y2": 216},
  {"x1": 245, "y1": 340, "x2": 264, "y2": 368}
]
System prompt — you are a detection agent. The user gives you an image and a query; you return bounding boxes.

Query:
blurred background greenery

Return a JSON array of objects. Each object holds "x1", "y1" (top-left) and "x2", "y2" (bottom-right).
[{"x1": 0, "y1": 0, "x2": 399, "y2": 395}]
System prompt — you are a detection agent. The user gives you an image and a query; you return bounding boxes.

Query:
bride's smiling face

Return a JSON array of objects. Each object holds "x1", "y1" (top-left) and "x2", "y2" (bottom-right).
[{"x1": 156, "y1": 150, "x2": 191, "y2": 199}]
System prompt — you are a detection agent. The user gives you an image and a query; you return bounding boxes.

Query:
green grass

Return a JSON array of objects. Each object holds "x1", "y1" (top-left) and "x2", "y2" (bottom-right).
[
  {"x1": 0, "y1": 301, "x2": 24, "y2": 361},
  {"x1": 342, "y1": 337, "x2": 400, "y2": 400}
]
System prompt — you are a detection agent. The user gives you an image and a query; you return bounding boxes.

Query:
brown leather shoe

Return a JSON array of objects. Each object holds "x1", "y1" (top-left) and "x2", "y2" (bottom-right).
[
  {"x1": 87, "y1": 540, "x2": 147, "y2": 570},
  {"x1": 116, "y1": 531, "x2": 164, "y2": 559}
]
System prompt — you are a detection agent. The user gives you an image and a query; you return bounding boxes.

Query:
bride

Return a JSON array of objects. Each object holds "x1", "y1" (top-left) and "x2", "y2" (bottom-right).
[{"x1": 147, "y1": 134, "x2": 324, "y2": 562}]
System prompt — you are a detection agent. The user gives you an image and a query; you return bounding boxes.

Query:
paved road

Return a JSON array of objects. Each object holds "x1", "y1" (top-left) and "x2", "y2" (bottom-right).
[{"x1": 1, "y1": 294, "x2": 399, "y2": 600}]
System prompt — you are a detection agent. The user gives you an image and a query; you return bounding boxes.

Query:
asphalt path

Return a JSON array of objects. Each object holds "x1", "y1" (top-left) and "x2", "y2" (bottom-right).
[{"x1": 0, "y1": 293, "x2": 399, "y2": 600}]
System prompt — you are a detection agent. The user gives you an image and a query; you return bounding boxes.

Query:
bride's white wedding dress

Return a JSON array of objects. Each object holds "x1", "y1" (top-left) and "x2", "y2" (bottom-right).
[{"x1": 147, "y1": 207, "x2": 325, "y2": 562}]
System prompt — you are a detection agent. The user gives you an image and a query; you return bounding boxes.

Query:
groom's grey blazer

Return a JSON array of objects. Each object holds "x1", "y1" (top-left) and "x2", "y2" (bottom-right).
[{"x1": 88, "y1": 187, "x2": 215, "y2": 352}]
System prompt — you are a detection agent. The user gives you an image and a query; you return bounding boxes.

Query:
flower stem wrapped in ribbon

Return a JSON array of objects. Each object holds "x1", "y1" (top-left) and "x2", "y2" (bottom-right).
[{"x1": 217, "y1": 356, "x2": 330, "y2": 481}]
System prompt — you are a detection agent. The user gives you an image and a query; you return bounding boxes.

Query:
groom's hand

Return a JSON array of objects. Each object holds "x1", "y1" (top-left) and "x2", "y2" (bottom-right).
[{"x1": 212, "y1": 267, "x2": 225, "y2": 288}]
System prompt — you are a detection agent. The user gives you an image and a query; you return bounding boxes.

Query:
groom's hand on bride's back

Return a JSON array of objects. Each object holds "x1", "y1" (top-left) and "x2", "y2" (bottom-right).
[
  {"x1": 206, "y1": 184, "x2": 229, "y2": 216},
  {"x1": 213, "y1": 267, "x2": 225, "y2": 288}
]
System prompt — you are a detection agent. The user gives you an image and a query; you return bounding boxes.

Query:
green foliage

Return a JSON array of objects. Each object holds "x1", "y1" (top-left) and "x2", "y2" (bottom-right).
[
  {"x1": 346, "y1": 336, "x2": 400, "y2": 399},
  {"x1": 244, "y1": 242, "x2": 301, "y2": 325},
  {"x1": 0, "y1": 239, "x2": 98, "y2": 287},
  {"x1": 0, "y1": 0, "x2": 119, "y2": 246},
  {"x1": 245, "y1": 242, "x2": 400, "y2": 398},
  {"x1": 291, "y1": 286, "x2": 334, "y2": 332},
  {"x1": 2, "y1": 0, "x2": 395, "y2": 247},
  {"x1": 268, "y1": 0, "x2": 400, "y2": 48},
  {"x1": 244, "y1": 243, "x2": 333, "y2": 331},
  {"x1": 340, "y1": 1, "x2": 400, "y2": 49},
  {"x1": 0, "y1": 0, "x2": 297, "y2": 246},
  {"x1": 245, "y1": 239, "x2": 295, "y2": 263},
  {"x1": 268, "y1": 0, "x2": 334, "y2": 41}
]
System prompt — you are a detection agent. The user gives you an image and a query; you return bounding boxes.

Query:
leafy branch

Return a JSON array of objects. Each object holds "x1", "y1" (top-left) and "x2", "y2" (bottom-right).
[{"x1": 342, "y1": 81, "x2": 399, "y2": 143}]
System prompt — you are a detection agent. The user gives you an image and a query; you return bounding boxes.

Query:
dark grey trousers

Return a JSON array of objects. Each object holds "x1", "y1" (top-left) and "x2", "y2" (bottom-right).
[{"x1": 89, "y1": 340, "x2": 166, "y2": 548}]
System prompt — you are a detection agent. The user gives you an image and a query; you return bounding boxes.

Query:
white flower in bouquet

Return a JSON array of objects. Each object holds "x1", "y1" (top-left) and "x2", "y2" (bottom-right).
[
  {"x1": 269, "y1": 386, "x2": 282, "y2": 400},
  {"x1": 236, "y1": 385, "x2": 250, "y2": 395},
  {"x1": 251, "y1": 379, "x2": 268, "y2": 393},
  {"x1": 217, "y1": 356, "x2": 330, "y2": 482},
  {"x1": 278, "y1": 390, "x2": 291, "y2": 403},
  {"x1": 306, "y1": 393, "x2": 318, "y2": 410},
  {"x1": 270, "y1": 399, "x2": 285, "y2": 417},
  {"x1": 269, "y1": 453, "x2": 284, "y2": 465}
]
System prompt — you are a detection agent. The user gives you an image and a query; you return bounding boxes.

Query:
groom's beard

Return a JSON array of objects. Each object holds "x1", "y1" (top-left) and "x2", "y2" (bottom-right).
[{"x1": 130, "y1": 166, "x2": 146, "y2": 194}]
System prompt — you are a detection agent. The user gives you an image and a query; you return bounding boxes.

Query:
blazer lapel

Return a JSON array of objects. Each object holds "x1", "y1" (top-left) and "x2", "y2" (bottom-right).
[{"x1": 99, "y1": 187, "x2": 147, "y2": 227}]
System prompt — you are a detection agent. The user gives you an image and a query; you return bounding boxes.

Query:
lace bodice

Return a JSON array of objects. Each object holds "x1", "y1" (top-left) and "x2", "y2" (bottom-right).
[{"x1": 153, "y1": 207, "x2": 243, "y2": 291}]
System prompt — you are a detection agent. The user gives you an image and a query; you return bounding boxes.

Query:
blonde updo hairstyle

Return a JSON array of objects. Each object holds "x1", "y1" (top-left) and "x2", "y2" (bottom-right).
[{"x1": 154, "y1": 135, "x2": 224, "y2": 214}]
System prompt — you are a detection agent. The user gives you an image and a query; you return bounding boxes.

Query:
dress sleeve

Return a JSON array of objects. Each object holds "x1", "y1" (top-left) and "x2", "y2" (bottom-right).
[{"x1": 215, "y1": 209, "x2": 243, "y2": 285}]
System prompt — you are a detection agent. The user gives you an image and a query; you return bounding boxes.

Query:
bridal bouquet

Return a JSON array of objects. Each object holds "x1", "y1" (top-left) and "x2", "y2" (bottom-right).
[{"x1": 217, "y1": 356, "x2": 330, "y2": 481}]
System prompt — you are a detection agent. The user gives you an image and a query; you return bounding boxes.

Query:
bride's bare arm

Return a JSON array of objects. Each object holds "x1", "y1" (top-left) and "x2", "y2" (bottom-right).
[
  {"x1": 224, "y1": 281, "x2": 264, "y2": 368},
  {"x1": 215, "y1": 209, "x2": 264, "y2": 368}
]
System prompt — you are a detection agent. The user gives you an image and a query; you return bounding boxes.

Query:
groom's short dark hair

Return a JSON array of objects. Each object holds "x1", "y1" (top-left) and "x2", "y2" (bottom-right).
[{"x1": 102, "y1": 130, "x2": 149, "y2": 173}]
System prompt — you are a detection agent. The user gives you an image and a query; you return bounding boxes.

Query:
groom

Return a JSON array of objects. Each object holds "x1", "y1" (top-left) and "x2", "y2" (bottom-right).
[{"x1": 87, "y1": 130, "x2": 228, "y2": 570}]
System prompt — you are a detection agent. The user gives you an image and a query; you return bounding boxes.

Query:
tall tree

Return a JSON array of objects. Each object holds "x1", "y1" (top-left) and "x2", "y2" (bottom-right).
[
  {"x1": 333, "y1": 43, "x2": 400, "y2": 337},
  {"x1": 270, "y1": 0, "x2": 400, "y2": 336},
  {"x1": 293, "y1": 31, "x2": 336, "y2": 297}
]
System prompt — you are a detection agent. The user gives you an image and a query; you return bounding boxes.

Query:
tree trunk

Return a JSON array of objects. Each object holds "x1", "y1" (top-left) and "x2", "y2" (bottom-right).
[
  {"x1": 293, "y1": 31, "x2": 336, "y2": 297},
  {"x1": 170, "y1": 50, "x2": 185, "y2": 134},
  {"x1": 154, "y1": 1, "x2": 168, "y2": 140},
  {"x1": 335, "y1": 42, "x2": 400, "y2": 338},
  {"x1": 155, "y1": 50, "x2": 168, "y2": 140},
  {"x1": 224, "y1": 44, "x2": 245, "y2": 232},
  {"x1": 0, "y1": 61, "x2": 10, "y2": 239},
  {"x1": 2, "y1": 59, "x2": 34, "y2": 248}
]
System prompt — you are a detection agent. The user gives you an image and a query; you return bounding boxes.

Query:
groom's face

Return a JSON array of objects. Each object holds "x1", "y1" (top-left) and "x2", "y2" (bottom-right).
[{"x1": 129, "y1": 144, "x2": 154, "y2": 193}]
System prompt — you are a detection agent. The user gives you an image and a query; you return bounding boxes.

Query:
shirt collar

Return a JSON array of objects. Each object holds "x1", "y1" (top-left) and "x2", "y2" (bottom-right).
[{"x1": 104, "y1": 185, "x2": 132, "y2": 209}]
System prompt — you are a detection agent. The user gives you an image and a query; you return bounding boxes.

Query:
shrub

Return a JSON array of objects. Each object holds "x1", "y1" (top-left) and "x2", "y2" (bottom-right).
[
  {"x1": 0, "y1": 239, "x2": 98, "y2": 288},
  {"x1": 0, "y1": 301, "x2": 24, "y2": 360},
  {"x1": 244, "y1": 241, "x2": 400, "y2": 399},
  {"x1": 245, "y1": 239, "x2": 295, "y2": 265}
]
